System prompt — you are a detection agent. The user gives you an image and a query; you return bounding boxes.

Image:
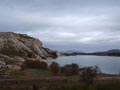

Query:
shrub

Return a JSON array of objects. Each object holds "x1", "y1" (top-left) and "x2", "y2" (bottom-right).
[
  {"x1": 19, "y1": 34, "x2": 33, "y2": 39},
  {"x1": 71, "y1": 63, "x2": 79, "y2": 75},
  {"x1": 24, "y1": 60, "x2": 40, "y2": 68},
  {"x1": 61, "y1": 63, "x2": 79, "y2": 76},
  {"x1": 63, "y1": 65, "x2": 73, "y2": 76},
  {"x1": 23, "y1": 60, "x2": 48, "y2": 69},
  {"x1": 49, "y1": 62, "x2": 60, "y2": 75},
  {"x1": 40, "y1": 61, "x2": 48, "y2": 69},
  {"x1": 80, "y1": 66, "x2": 98, "y2": 85}
]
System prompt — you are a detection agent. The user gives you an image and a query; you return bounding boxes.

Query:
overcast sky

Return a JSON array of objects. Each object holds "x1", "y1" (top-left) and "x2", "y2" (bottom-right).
[{"x1": 0, "y1": 0, "x2": 120, "y2": 52}]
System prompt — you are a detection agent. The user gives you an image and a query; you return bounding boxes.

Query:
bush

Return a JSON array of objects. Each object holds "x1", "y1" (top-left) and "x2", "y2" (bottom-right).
[
  {"x1": 61, "y1": 63, "x2": 79, "y2": 76},
  {"x1": 23, "y1": 60, "x2": 48, "y2": 69},
  {"x1": 24, "y1": 60, "x2": 41, "y2": 68},
  {"x1": 63, "y1": 65, "x2": 73, "y2": 76},
  {"x1": 71, "y1": 63, "x2": 79, "y2": 75},
  {"x1": 80, "y1": 66, "x2": 98, "y2": 85},
  {"x1": 49, "y1": 62, "x2": 60, "y2": 75},
  {"x1": 40, "y1": 61, "x2": 48, "y2": 69}
]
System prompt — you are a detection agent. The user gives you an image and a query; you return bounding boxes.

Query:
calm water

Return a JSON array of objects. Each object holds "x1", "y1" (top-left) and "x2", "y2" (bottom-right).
[{"x1": 49, "y1": 55, "x2": 120, "y2": 74}]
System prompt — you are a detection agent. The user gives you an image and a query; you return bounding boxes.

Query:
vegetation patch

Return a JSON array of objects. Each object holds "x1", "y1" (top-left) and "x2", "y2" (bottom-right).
[{"x1": 18, "y1": 34, "x2": 34, "y2": 39}]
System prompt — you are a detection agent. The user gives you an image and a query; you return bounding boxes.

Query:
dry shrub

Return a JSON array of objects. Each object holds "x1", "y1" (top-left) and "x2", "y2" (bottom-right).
[
  {"x1": 80, "y1": 66, "x2": 98, "y2": 85},
  {"x1": 61, "y1": 63, "x2": 79, "y2": 76},
  {"x1": 49, "y1": 62, "x2": 60, "y2": 75},
  {"x1": 23, "y1": 60, "x2": 48, "y2": 69}
]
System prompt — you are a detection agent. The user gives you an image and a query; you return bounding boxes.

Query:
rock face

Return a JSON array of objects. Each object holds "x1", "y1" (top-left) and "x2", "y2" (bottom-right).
[{"x1": 0, "y1": 32, "x2": 57, "y2": 70}]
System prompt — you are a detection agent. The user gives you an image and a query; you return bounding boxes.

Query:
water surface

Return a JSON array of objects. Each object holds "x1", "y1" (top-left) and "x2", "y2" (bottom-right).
[{"x1": 49, "y1": 55, "x2": 120, "y2": 74}]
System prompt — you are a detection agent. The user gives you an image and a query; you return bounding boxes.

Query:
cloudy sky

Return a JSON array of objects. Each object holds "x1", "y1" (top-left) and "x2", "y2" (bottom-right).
[{"x1": 0, "y1": 0, "x2": 120, "y2": 52}]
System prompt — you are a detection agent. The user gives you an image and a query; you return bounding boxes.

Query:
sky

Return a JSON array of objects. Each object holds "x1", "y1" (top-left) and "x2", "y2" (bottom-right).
[{"x1": 0, "y1": 0, "x2": 120, "y2": 52}]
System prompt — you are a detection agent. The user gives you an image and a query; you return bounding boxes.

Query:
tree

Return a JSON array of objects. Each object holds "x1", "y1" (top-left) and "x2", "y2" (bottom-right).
[{"x1": 49, "y1": 62, "x2": 60, "y2": 75}]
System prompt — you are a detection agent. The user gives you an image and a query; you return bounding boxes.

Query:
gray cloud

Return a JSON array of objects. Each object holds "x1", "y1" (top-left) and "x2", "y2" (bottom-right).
[{"x1": 0, "y1": 0, "x2": 120, "y2": 51}]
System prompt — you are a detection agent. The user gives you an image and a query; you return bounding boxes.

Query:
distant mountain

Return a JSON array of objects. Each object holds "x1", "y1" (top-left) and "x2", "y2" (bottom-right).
[
  {"x1": 93, "y1": 49, "x2": 120, "y2": 53},
  {"x1": 105, "y1": 49, "x2": 120, "y2": 53},
  {"x1": 62, "y1": 49, "x2": 120, "y2": 57},
  {"x1": 92, "y1": 49, "x2": 120, "y2": 56}
]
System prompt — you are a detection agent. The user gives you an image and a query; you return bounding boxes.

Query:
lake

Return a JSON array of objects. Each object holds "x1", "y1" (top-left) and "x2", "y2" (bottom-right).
[{"x1": 49, "y1": 55, "x2": 120, "y2": 74}]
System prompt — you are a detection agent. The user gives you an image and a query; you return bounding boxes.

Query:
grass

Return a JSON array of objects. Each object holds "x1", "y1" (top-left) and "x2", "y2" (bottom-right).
[
  {"x1": 1, "y1": 69, "x2": 120, "y2": 90},
  {"x1": 1, "y1": 81, "x2": 120, "y2": 90},
  {"x1": 18, "y1": 34, "x2": 33, "y2": 39},
  {"x1": 23, "y1": 69, "x2": 52, "y2": 78},
  {"x1": 9, "y1": 69, "x2": 52, "y2": 79},
  {"x1": 46, "y1": 81, "x2": 120, "y2": 90},
  {"x1": 95, "y1": 80, "x2": 120, "y2": 90}
]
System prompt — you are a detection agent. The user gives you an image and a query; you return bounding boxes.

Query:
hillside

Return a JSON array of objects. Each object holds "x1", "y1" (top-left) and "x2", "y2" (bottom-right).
[{"x1": 0, "y1": 32, "x2": 57, "y2": 70}]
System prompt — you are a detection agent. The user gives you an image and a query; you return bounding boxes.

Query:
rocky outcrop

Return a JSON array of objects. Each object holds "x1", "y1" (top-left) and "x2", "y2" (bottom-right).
[
  {"x1": 0, "y1": 32, "x2": 57, "y2": 59},
  {"x1": 0, "y1": 32, "x2": 57, "y2": 70}
]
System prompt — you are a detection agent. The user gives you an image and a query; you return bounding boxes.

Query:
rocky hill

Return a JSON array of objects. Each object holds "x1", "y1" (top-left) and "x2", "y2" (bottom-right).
[{"x1": 0, "y1": 32, "x2": 57, "y2": 70}]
